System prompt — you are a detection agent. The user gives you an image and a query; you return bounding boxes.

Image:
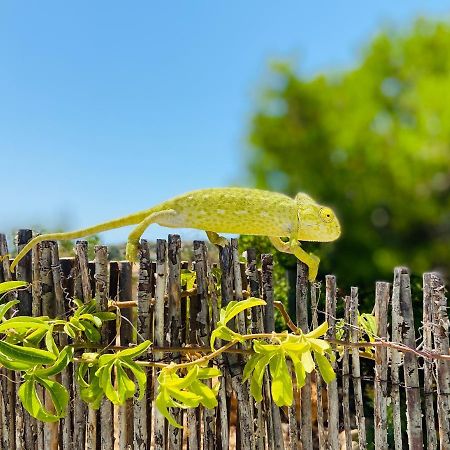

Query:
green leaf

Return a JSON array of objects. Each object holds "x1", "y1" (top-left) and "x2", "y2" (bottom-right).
[
  {"x1": 307, "y1": 338, "x2": 330, "y2": 354},
  {"x1": 196, "y1": 366, "x2": 222, "y2": 380},
  {"x1": 243, "y1": 353, "x2": 260, "y2": 382},
  {"x1": 300, "y1": 350, "x2": 315, "y2": 373},
  {"x1": 155, "y1": 391, "x2": 183, "y2": 429},
  {"x1": 81, "y1": 320, "x2": 101, "y2": 343},
  {"x1": 63, "y1": 323, "x2": 77, "y2": 339},
  {"x1": 305, "y1": 321, "x2": 328, "y2": 339},
  {"x1": 116, "y1": 340, "x2": 151, "y2": 359},
  {"x1": 45, "y1": 325, "x2": 59, "y2": 356},
  {"x1": 98, "y1": 363, "x2": 119, "y2": 404},
  {"x1": 181, "y1": 269, "x2": 196, "y2": 290},
  {"x1": 0, "y1": 300, "x2": 20, "y2": 321},
  {"x1": 116, "y1": 364, "x2": 136, "y2": 403},
  {"x1": 166, "y1": 386, "x2": 201, "y2": 407},
  {"x1": 93, "y1": 312, "x2": 116, "y2": 322},
  {"x1": 0, "y1": 356, "x2": 37, "y2": 370},
  {"x1": 122, "y1": 361, "x2": 147, "y2": 401},
  {"x1": 210, "y1": 325, "x2": 243, "y2": 350},
  {"x1": 0, "y1": 281, "x2": 28, "y2": 295},
  {"x1": 269, "y1": 353, "x2": 293, "y2": 406},
  {"x1": 23, "y1": 327, "x2": 48, "y2": 346},
  {"x1": 221, "y1": 298, "x2": 266, "y2": 325},
  {"x1": 189, "y1": 380, "x2": 218, "y2": 409},
  {"x1": 359, "y1": 313, "x2": 377, "y2": 341},
  {"x1": 80, "y1": 313, "x2": 102, "y2": 328},
  {"x1": 18, "y1": 377, "x2": 68, "y2": 422},
  {"x1": 0, "y1": 340, "x2": 57, "y2": 365},
  {"x1": 314, "y1": 352, "x2": 336, "y2": 383},
  {"x1": 250, "y1": 352, "x2": 275, "y2": 402},
  {"x1": 286, "y1": 351, "x2": 306, "y2": 389},
  {"x1": 35, "y1": 346, "x2": 74, "y2": 377},
  {"x1": 0, "y1": 317, "x2": 49, "y2": 333}
]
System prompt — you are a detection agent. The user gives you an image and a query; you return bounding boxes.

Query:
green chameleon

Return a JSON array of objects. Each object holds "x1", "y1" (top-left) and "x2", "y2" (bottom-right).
[{"x1": 10, "y1": 188, "x2": 340, "y2": 281}]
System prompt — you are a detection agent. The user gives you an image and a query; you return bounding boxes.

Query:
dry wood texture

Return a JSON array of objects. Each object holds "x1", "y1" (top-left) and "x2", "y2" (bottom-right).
[{"x1": 0, "y1": 231, "x2": 449, "y2": 449}]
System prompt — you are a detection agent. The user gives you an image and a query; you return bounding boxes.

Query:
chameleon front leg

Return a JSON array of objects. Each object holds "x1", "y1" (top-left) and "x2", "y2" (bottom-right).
[
  {"x1": 268, "y1": 236, "x2": 320, "y2": 282},
  {"x1": 205, "y1": 231, "x2": 229, "y2": 247},
  {"x1": 126, "y1": 209, "x2": 177, "y2": 262}
]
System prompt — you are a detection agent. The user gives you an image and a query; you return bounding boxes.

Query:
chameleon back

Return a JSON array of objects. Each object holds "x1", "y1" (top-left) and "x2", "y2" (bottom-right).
[{"x1": 159, "y1": 187, "x2": 297, "y2": 237}]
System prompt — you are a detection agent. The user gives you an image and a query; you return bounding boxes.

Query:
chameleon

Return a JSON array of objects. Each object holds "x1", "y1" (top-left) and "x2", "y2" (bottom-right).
[{"x1": 10, "y1": 187, "x2": 341, "y2": 281}]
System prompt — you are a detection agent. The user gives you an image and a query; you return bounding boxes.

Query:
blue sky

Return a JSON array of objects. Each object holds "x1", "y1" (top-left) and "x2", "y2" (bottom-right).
[{"x1": 1, "y1": 1, "x2": 449, "y2": 243}]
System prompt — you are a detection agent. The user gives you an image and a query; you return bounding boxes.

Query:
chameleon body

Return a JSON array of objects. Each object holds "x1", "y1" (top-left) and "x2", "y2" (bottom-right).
[{"x1": 10, "y1": 187, "x2": 341, "y2": 280}]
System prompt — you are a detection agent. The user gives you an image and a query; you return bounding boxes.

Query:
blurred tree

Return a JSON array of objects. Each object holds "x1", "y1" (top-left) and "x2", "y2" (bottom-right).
[{"x1": 246, "y1": 19, "x2": 450, "y2": 288}]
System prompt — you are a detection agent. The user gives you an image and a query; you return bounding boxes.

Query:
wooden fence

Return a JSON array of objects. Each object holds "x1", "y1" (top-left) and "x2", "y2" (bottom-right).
[{"x1": 0, "y1": 230, "x2": 449, "y2": 450}]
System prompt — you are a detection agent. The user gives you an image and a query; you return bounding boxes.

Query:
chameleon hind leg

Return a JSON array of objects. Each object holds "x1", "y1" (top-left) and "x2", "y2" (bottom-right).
[
  {"x1": 126, "y1": 209, "x2": 178, "y2": 262},
  {"x1": 268, "y1": 236, "x2": 320, "y2": 282},
  {"x1": 206, "y1": 231, "x2": 229, "y2": 247}
]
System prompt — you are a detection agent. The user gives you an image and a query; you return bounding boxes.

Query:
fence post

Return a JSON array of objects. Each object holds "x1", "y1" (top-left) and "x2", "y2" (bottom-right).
[
  {"x1": 133, "y1": 239, "x2": 153, "y2": 450},
  {"x1": 342, "y1": 295, "x2": 352, "y2": 450},
  {"x1": 427, "y1": 272, "x2": 450, "y2": 449},
  {"x1": 118, "y1": 261, "x2": 134, "y2": 449},
  {"x1": 311, "y1": 283, "x2": 326, "y2": 449},
  {"x1": 94, "y1": 245, "x2": 115, "y2": 449},
  {"x1": 245, "y1": 248, "x2": 264, "y2": 450},
  {"x1": 374, "y1": 281, "x2": 390, "y2": 450},
  {"x1": 396, "y1": 269, "x2": 423, "y2": 449},
  {"x1": 349, "y1": 287, "x2": 367, "y2": 450},
  {"x1": 261, "y1": 253, "x2": 284, "y2": 450},
  {"x1": 193, "y1": 241, "x2": 216, "y2": 450},
  {"x1": 0, "y1": 234, "x2": 16, "y2": 449},
  {"x1": 325, "y1": 275, "x2": 339, "y2": 450},
  {"x1": 167, "y1": 234, "x2": 183, "y2": 449},
  {"x1": 391, "y1": 267, "x2": 405, "y2": 450},
  {"x1": 153, "y1": 239, "x2": 167, "y2": 450},
  {"x1": 15, "y1": 230, "x2": 36, "y2": 450},
  {"x1": 73, "y1": 241, "x2": 89, "y2": 449},
  {"x1": 297, "y1": 261, "x2": 312, "y2": 450},
  {"x1": 422, "y1": 273, "x2": 438, "y2": 450}
]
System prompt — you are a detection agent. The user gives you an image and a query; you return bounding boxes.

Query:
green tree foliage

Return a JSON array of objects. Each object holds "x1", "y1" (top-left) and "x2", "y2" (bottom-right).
[{"x1": 246, "y1": 19, "x2": 450, "y2": 286}]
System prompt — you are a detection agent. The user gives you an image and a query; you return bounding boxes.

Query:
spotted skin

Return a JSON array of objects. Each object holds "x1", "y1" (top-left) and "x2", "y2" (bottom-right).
[{"x1": 10, "y1": 187, "x2": 341, "y2": 280}]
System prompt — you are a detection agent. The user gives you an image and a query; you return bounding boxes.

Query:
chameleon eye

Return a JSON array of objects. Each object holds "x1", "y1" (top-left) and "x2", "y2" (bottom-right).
[{"x1": 319, "y1": 207, "x2": 334, "y2": 223}]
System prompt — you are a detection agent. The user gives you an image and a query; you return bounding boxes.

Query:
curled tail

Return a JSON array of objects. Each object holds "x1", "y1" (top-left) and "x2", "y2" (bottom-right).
[{"x1": 10, "y1": 209, "x2": 153, "y2": 273}]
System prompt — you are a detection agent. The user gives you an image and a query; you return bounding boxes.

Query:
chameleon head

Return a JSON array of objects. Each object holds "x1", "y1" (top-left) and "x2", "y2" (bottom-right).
[{"x1": 295, "y1": 193, "x2": 341, "y2": 242}]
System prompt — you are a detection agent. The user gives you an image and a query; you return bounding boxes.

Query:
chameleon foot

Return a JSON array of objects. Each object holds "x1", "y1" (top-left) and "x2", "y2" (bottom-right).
[
  {"x1": 206, "y1": 231, "x2": 229, "y2": 248},
  {"x1": 307, "y1": 253, "x2": 320, "y2": 282},
  {"x1": 125, "y1": 241, "x2": 139, "y2": 263}
]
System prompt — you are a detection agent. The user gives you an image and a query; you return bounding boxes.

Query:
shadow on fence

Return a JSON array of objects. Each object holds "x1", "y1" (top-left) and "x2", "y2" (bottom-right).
[{"x1": 0, "y1": 230, "x2": 449, "y2": 450}]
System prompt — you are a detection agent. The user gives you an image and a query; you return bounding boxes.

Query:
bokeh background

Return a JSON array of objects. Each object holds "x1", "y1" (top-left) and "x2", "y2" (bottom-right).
[{"x1": 1, "y1": 1, "x2": 449, "y2": 290}]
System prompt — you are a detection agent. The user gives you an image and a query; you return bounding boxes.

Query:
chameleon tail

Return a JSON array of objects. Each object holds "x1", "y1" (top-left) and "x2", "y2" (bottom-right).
[{"x1": 10, "y1": 209, "x2": 153, "y2": 273}]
